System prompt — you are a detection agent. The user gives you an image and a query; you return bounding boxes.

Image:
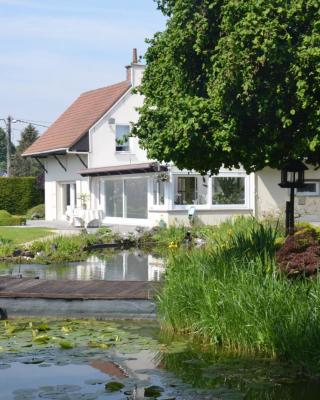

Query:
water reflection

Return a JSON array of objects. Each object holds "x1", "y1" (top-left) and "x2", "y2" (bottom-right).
[
  {"x1": 156, "y1": 341, "x2": 320, "y2": 400},
  {"x1": 0, "y1": 252, "x2": 165, "y2": 281}
]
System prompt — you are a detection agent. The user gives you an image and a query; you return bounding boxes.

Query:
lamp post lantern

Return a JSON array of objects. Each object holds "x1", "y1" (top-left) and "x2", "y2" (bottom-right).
[{"x1": 279, "y1": 160, "x2": 308, "y2": 236}]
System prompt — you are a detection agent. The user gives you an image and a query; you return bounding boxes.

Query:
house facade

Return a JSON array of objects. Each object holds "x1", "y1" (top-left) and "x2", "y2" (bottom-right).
[{"x1": 23, "y1": 50, "x2": 320, "y2": 227}]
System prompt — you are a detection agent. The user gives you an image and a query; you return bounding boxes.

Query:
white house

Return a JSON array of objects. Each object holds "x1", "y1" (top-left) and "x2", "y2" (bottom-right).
[{"x1": 23, "y1": 50, "x2": 320, "y2": 227}]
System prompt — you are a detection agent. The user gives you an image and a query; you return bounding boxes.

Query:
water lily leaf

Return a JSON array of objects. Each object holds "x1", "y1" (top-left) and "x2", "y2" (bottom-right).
[
  {"x1": 32, "y1": 334, "x2": 50, "y2": 344},
  {"x1": 144, "y1": 385, "x2": 164, "y2": 398},
  {"x1": 105, "y1": 381, "x2": 125, "y2": 392},
  {"x1": 37, "y1": 324, "x2": 50, "y2": 332},
  {"x1": 61, "y1": 326, "x2": 72, "y2": 333},
  {"x1": 59, "y1": 340, "x2": 74, "y2": 349}
]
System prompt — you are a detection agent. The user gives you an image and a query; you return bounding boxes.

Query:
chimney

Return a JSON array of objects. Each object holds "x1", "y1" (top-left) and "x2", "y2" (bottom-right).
[
  {"x1": 132, "y1": 48, "x2": 138, "y2": 64},
  {"x1": 126, "y1": 48, "x2": 144, "y2": 86}
]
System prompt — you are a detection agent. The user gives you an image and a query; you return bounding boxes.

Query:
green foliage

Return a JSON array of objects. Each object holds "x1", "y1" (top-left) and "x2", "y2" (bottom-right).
[
  {"x1": 0, "y1": 227, "x2": 52, "y2": 245},
  {"x1": 0, "y1": 127, "x2": 6, "y2": 174},
  {"x1": 11, "y1": 124, "x2": 42, "y2": 177},
  {"x1": 0, "y1": 177, "x2": 44, "y2": 214},
  {"x1": 0, "y1": 127, "x2": 15, "y2": 175},
  {"x1": 0, "y1": 210, "x2": 26, "y2": 226},
  {"x1": 26, "y1": 204, "x2": 45, "y2": 220},
  {"x1": 157, "y1": 219, "x2": 320, "y2": 372},
  {"x1": 30, "y1": 234, "x2": 98, "y2": 263},
  {"x1": 134, "y1": 0, "x2": 320, "y2": 173}
]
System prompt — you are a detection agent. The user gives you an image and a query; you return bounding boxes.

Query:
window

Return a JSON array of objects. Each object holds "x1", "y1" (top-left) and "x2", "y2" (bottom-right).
[
  {"x1": 124, "y1": 178, "x2": 148, "y2": 219},
  {"x1": 174, "y1": 176, "x2": 208, "y2": 205},
  {"x1": 66, "y1": 184, "x2": 71, "y2": 206},
  {"x1": 115, "y1": 125, "x2": 130, "y2": 152},
  {"x1": 296, "y1": 182, "x2": 319, "y2": 196},
  {"x1": 153, "y1": 179, "x2": 165, "y2": 206},
  {"x1": 104, "y1": 177, "x2": 148, "y2": 219},
  {"x1": 212, "y1": 177, "x2": 245, "y2": 205},
  {"x1": 105, "y1": 179, "x2": 123, "y2": 217}
]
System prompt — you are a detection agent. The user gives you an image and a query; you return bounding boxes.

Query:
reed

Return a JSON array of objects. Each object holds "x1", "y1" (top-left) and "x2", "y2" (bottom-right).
[{"x1": 158, "y1": 219, "x2": 320, "y2": 372}]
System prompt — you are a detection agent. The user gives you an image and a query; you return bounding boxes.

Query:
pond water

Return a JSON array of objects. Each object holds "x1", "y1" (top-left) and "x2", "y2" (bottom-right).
[
  {"x1": 1, "y1": 319, "x2": 320, "y2": 400},
  {"x1": 0, "y1": 252, "x2": 165, "y2": 281}
]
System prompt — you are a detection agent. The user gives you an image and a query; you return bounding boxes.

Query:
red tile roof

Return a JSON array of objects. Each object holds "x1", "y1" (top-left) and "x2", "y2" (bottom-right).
[{"x1": 23, "y1": 80, "x2": 131, "y2": 156}]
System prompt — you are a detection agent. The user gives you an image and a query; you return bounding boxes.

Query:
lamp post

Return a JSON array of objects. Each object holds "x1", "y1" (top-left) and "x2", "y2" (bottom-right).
[{"x1": 279, "y1": 160, "x2": 308, "y2": 236}]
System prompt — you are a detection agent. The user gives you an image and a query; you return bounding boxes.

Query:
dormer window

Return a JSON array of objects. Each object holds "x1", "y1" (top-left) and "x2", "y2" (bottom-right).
[{"x1": 116, "y1": 124, "x2": 130, "y2": 152}]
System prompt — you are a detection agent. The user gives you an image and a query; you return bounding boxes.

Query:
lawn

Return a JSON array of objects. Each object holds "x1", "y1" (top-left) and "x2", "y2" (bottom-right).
[{"x1": 0, "y1": 227, "x2": 54, "y2": 244}]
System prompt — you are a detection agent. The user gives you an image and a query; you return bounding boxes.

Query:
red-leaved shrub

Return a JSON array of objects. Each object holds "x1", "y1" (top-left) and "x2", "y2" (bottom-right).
[{"x1": 276, "y1": 227, "x2": 320, "y2": 277}]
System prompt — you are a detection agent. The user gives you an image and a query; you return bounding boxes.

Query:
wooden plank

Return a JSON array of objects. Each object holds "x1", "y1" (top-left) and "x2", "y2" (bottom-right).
[{"x1": 0, "y1": 277, "x2": 160, "y2": 300}]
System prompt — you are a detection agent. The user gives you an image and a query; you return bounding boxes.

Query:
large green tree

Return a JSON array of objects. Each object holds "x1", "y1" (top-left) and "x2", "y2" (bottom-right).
[
  {"x1": 11, "y1": 124, "x2": 41, "y2": 177},
  {"x1": 133, "y1": 0, "x2": 320, "y2": 174}
]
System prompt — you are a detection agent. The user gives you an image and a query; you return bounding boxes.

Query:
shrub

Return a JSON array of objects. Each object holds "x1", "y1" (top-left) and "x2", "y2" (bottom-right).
[
  {"x1": 0, "y1": 177, "x2": 44, "y2": 215},
  {"x1": 0, "y1": 210, "x2": 26, "y2": 226},
  {"x1": 26, "y1": 204, "x2": 45, "y2": 220},
  {"x1": 158, "y1": 238, "x2": 320, "y2": 372},
  {"x1": 276, "y1": 227, "x2": 320, "y2": 277}
]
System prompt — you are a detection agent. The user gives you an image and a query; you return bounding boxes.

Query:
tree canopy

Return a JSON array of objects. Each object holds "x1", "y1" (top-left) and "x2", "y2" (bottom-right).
[
  {"x1": 133, "y1": 0, "x2": 320, "y2": 174},
  {"x1": 11, "y1": 124, "x2": 41, "y2": 177}
]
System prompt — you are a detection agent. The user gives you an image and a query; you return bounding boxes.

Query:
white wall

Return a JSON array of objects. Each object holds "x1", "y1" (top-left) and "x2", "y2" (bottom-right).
[
  {"x1": 44, "y1": 154, "x2": 88, "y2": 220},
  {"x1": 255, "y1": 166, "x2": 320, "y2": 221},
  {"x1": 255, "y1": 168, "x2": 285, "y2": 218},
  {"x1": 89, "y1": 90, "x2": 149, "y2": 168}
]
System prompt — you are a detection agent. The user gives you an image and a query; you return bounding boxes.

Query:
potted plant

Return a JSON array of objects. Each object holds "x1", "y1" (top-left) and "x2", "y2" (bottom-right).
[
  {"x1": 156, "y1": 172, "x2": 170, "y2": 182},
  {"x1": 79, "y1": 193, "x2": 90, "y2": 210}
]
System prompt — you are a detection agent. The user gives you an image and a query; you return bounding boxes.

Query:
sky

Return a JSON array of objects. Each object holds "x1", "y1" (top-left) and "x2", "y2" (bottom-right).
[{"x1": 0, "y1": 0, "x2": 165, "y2": 142}]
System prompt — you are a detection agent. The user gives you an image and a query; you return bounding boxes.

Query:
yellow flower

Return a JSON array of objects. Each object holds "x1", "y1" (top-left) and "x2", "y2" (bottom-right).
[{"x1": 168, "y1": 241, "x2": 178, "y2": 249}]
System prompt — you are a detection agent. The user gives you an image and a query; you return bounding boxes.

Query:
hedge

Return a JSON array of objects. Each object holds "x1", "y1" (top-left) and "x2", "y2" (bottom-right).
[{"x1": 0, "y1": 177, "x2": 44, "y2": 215}]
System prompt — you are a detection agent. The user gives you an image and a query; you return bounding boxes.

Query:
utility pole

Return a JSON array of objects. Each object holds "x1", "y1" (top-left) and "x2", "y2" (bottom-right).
[{"x1": 6, "y1": 115, "x2": 12, "y2": 177}]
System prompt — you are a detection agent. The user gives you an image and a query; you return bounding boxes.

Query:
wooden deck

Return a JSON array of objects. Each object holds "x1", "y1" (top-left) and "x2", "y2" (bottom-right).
[{"x1": 0, "y1": 277, "x2": 160, "y2": 300}]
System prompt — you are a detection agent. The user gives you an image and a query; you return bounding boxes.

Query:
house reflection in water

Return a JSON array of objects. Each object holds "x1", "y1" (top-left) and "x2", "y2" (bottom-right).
[
  {"x1": 0, "y1": 252, "x2": 165, "y2": 281},
  {"x1": 67, "y1": 252, "x2": 165, "y2": 281}
]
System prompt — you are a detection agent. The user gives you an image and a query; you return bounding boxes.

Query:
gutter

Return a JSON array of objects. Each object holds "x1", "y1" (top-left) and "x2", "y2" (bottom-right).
[{"x1": 22, "y1": 148, "x2": 68, "y2": 158}]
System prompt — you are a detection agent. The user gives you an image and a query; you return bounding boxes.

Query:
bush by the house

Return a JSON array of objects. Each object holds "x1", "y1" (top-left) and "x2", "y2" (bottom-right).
[
  {"x1": 0, "y1": 210, "x2": 26, "y2": 226},
  {"x1": 0, "y1": 177, "x2": 44, "y2": 215},
  {"x1": 276, "y1": 226, "x2": 320, "y2": 277},
  {"x1": 26, "y1": 204, "x2": 45, "y2": 220}
]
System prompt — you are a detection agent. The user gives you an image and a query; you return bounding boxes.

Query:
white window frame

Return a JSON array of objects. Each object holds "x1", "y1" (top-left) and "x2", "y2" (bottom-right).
[
  {"x1": 211, "y1": 173, "x2": 248, "y2": 208},
  {"x1": 115, "y1": 124, "x2": 130, "y2": 153},
  {"x1": 171, "y1": 171, "x2": 250, "y2": 211},
  {"x1": 149, "y1": 178, "x2": 168, "y2": 210},
  {"x1": 172, "y1": 174, "x2": 209, "y2": 210},
  {"x1": 295, "y1": 181, "x2": 320, "y2": 196},
  {"x1": 101, "y1": 174, "x2": 151, "y2": 224}
]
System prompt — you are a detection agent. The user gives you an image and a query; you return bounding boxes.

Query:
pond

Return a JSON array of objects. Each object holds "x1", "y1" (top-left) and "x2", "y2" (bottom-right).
[
  {"x1": 1, "y1": 319, "x2": 320, "y2": 400},
  {"x1": 0, "y1": 252, "x2": 165, "y2": 281}
]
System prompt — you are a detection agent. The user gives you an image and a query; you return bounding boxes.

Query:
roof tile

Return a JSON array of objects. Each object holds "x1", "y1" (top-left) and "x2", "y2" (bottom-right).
[{"x1": 23, "y1": 80, "x2": 131, "y2": 156}]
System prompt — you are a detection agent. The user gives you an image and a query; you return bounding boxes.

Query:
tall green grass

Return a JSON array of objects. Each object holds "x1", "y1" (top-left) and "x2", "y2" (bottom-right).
[{"x1": 158, "y1": 218, "x2": 320, "y2": 372}]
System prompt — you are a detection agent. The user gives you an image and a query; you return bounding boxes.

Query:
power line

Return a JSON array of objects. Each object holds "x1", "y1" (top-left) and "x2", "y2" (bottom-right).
[
  {"x1": 16, "y1": 117, "x2": 52, "y2": 125},
  {"x1": 0, "y1": 117, "x2": 50, "y2": 128},
  {"x1": 0, "y1": 115, "x2": 50, "y2": 176},
  {"x1": 14, "y1": 119, "x2": 50, "y2": 128}
]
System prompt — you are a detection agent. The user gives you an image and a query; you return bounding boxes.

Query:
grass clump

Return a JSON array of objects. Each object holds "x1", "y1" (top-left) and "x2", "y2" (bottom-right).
[
  {"x1": 30, "y1": 234, "x2": 92, "y2": 263},
  {"x1": 0, "y1": 210, "x2": 26, "y2": 226},
  {"x1": 26, "y1": 204, "x2": 45, "y2": 220},
  {"x1": 158, "y1": 218, "x2": 320, "y2": 373}
]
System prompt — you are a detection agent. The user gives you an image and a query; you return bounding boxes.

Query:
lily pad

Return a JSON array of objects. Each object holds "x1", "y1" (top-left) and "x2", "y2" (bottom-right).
[
  {"x1": 105, "y1": 381, "x2": 125, "y2": 392},
  {"x1": 144, "y1": 385, "x2": 164, "y2": 398},
  {"x1": 59, "y1": 340, "x2": 74, "y2": 349}
]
